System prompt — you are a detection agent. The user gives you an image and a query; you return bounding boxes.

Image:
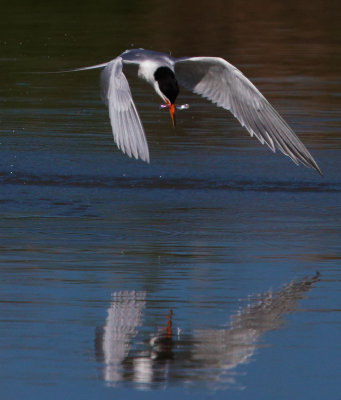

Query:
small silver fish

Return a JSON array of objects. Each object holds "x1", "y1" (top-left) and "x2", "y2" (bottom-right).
[{"x1": 160, "y1": 103, "x2": 189, "y2": 111}]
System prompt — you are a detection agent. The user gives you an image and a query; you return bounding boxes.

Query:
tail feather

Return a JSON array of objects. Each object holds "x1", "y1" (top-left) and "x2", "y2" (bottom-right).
[
  {"x1": 29, "y1": 62, "x2": 109, "y2": 74},
  {"x1": 60, "y1": 62, "x2": 109, "y2": 73}
]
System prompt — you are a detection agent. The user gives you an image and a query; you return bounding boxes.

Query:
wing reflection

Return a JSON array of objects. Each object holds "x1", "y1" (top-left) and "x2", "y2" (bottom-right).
[
  {"x1": 96, "y1": 273, "x2": 320, "y2": 389},
  {"x1": 191, "y1": 272, "x2": 320, "y2": 387},
  {"x1": 95, "y1": 290, "x2": 146, "y2": 385}
]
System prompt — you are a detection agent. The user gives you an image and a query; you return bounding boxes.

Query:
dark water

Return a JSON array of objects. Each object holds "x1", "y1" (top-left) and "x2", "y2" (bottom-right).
[{"x1": 1, "y1": 1, "x2": 340, "y2": 399}]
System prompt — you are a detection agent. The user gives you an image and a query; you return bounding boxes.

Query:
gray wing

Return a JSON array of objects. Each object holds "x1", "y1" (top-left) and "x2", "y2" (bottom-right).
[
  {"x1": 101, "y1": 57, "x2": 150, "y2": 162},
  {"x1": 175, "y1": 57, "x2": 321, "y2": 174}
]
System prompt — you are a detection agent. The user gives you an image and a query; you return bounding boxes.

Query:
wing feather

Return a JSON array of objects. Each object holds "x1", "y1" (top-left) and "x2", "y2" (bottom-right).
[
  {"x1": 101, "y1": 58, "x2": 150, "y2": 162},
  {"x1": 175, "y1": 57, "x2": 321, "y2": 174}
]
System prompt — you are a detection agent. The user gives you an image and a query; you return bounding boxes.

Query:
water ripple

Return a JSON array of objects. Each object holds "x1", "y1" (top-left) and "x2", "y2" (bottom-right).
[{"x1": 1, "y1": 171, "x2": 339, "y2": 193}]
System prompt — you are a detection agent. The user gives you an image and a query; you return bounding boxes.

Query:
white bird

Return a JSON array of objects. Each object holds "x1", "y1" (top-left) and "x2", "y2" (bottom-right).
[{"x1": 64, "y1": 48, "x2": 321, "y2": 174}]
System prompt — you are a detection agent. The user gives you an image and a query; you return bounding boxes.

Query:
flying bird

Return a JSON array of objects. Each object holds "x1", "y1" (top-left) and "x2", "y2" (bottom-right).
[{"x1": 64, "y1": 48, "x2": 321, "y2": 174}]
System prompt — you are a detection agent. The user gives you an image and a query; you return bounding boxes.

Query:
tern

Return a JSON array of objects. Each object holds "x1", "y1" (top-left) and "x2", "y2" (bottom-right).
[{"x1": 64, "y1": 48, "x2": 321, "y2": 174}]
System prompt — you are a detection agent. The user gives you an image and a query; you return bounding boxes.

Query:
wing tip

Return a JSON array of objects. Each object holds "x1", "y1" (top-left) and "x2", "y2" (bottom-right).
[
  {"x1": 311, "y1": 161, "x2": 323, "y2": 176},
  {"x1": 136, "y1": 155, "x2": 150, "y2": 164},
  {"x1": 289, "y1": 152, "x2": 322, "y2": 176},
  {"x1": 141, "y1": 153, "x2": 150, "y2": 164}
]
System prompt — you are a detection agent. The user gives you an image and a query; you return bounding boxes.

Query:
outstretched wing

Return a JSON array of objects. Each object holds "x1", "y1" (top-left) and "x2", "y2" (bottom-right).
[
  {"x1": 175, "y1": 57, "x2": 321, "y2": 174},
  {"x1": 101, "y1": 57, "x2": 150, "y2": 162}
]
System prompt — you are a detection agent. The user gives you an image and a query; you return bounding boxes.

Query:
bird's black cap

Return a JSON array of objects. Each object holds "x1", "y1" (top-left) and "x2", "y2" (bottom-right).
[{"x1": 154, "y1": 67, "x2": 179, "y2": 104}]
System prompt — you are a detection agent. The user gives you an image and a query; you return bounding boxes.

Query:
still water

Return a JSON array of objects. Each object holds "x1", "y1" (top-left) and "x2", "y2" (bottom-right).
[{"x1": 1, "y1": 1, "x2": 340, "y2": 399}]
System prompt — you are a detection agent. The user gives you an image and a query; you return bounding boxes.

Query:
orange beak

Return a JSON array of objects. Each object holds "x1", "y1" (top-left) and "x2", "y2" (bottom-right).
[
  {"x1": 164, "y1": 99, "x2": 176, "y2": 127},
  {"x1": 168, "y1": 103, "x2": 176, "y2": 127}
]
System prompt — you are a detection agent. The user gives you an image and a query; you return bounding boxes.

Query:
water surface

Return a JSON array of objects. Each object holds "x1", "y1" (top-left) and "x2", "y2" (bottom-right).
[{"x1": 1, "y1": 1, "x2": 340, "y2": 399}]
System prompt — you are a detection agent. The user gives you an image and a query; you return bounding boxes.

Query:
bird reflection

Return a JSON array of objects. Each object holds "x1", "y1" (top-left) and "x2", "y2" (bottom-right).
[{"x1": 95, "y1": 273, "x2": 320, "y2": 389}]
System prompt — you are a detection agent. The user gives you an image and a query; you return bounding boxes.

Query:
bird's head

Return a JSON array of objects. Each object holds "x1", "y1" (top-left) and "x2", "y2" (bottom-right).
[{"x1": 154, "y1": 67, "x2": 179, "y2": 127}]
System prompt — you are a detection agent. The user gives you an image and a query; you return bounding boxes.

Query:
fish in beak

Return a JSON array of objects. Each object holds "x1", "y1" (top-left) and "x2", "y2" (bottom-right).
[{"x1": 160, "y1": 102, "x2": 189, "y2": 126}]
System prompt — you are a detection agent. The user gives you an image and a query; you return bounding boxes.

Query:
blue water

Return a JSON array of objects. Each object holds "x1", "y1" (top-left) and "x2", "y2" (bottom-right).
[{"x1": 1, "y1": 1, "x2": 341, "y2": 399}]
